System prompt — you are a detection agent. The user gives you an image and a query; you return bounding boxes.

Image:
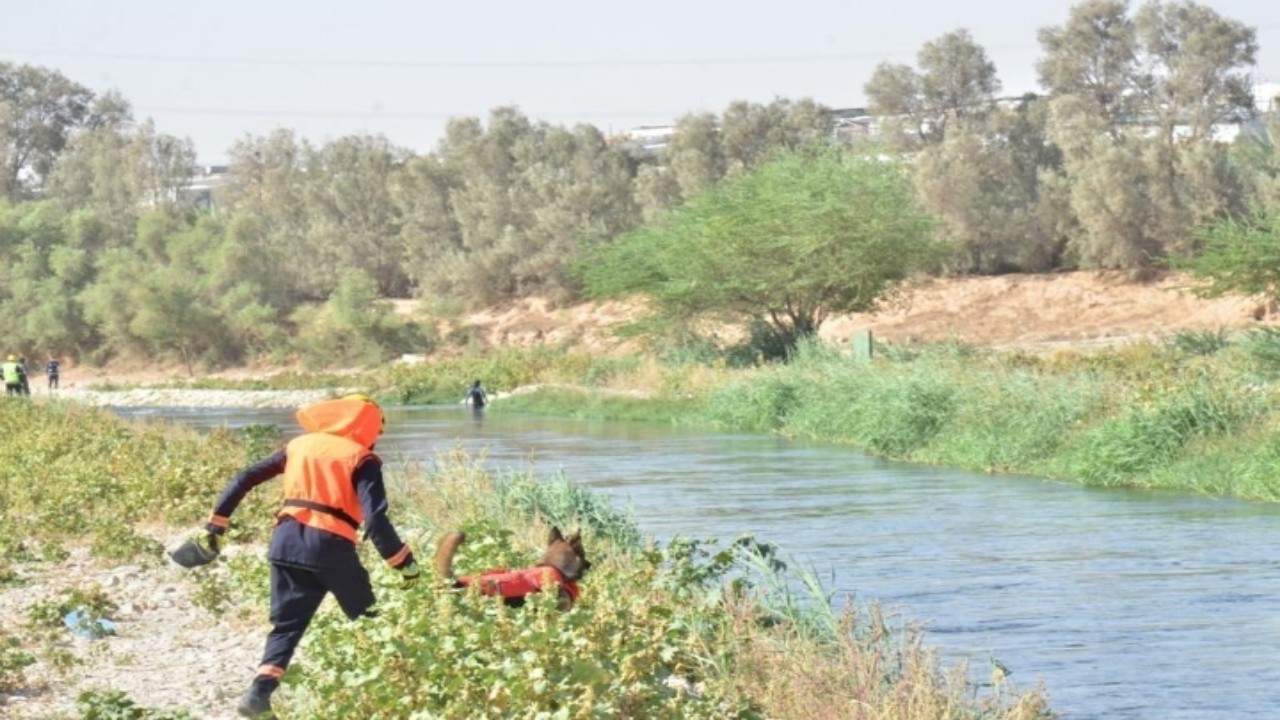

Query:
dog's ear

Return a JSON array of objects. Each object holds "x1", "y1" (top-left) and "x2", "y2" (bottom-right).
[
  {"x1": 548, "y1": 526, "x2": 565, "y2": 545},
  {"x1": 567, "y1": 530, "x2": 582, "y2": 546}
]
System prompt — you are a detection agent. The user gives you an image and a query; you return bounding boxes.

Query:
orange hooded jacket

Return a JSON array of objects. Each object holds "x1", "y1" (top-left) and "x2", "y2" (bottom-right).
[{"x1": 276, "y1": 397, "x2": 384, "y2": 543}]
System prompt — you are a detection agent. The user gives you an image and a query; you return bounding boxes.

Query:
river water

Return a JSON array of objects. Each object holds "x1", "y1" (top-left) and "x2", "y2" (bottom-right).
[{"x1": 118, "y1": 404, "x2": 1280, "y2": 719}]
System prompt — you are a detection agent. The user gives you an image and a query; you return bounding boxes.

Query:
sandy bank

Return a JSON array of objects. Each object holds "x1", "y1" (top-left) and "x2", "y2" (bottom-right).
[{"x1": 51, "y1": 387, "x2": 343, "y2": 409}]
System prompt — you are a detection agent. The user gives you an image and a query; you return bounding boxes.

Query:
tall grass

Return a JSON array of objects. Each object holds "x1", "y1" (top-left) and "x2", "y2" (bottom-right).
[{"x1": 479, "y1": 335, "x2": 1280, "y2": 501}]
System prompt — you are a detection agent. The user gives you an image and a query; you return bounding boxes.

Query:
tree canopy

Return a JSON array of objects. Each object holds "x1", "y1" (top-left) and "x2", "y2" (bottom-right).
[{"x1": 578, "y1": 147, "x2": 935, "y2": 357}]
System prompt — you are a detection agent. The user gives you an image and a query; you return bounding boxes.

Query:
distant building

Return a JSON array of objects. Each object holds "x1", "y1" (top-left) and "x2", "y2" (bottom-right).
[
  {"x1": 829, "y1": 107, "x2": 875, "y2": 143},
  {"x1": 610, "y1": 125, "x2": 676, "y2": 158},
  {"x1": 177, "y1": 165, "x2": 231, "y2": 210}
]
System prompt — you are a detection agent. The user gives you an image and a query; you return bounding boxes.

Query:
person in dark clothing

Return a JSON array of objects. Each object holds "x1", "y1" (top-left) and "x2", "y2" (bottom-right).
[
  {"x1": 462, "y1": 379, "x2": 488, "y2": 408},
  {"x1": 190, "y1": 394, "x2": 419, "y2": 718},
  {"x1": 45, "y1": 357, "x2": 59, "y2": 390},
  {"x1": 18, "y1": 358, "x2": 30, "y2": 396}
]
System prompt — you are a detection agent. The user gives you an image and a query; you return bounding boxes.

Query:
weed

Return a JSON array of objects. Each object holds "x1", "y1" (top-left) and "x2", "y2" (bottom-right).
[
  {"x1": 1169, "y1": 328, "x2": 1230, "y2": 356},
  {"x1": 0, "y1": 632, "x2": 35, "y2": 692},
  {"x1": 75, "y1": 689, "x2": 196, "y2": 719}
]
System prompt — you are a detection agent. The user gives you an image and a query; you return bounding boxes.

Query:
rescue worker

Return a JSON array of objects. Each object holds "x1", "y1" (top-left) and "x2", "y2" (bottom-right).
[
  {"x1": 45, "y1": 356, "x2": 59, "y2": 390},
  {"x1": 462, "y1": 379, "x2": 488, "y2": 408},
  {"x1": 2, "y1": 355, "x2": 25, "y2": 397},
  {"x1": 190, "y1": 394, "x2": 419, "y2": 718},
  {"x1": 18, "y1": 357, "x2": 30, "y2": 396}
]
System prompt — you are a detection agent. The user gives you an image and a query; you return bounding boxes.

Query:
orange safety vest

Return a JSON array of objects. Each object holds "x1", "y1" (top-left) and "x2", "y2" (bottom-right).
[
  {"x1": 276, "y1": 432, "x2": 371, "y2": 543},
  {"x1": 457, "y1": 565, "x2": 580, "y2": 603}
]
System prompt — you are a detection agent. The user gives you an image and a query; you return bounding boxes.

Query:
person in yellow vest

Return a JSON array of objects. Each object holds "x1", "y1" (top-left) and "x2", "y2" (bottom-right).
[
  {"x1": 189, "y1": 394, "x2": 419, "y2": 718},
  {"x1": 2, "y1": 355, "x2": 25, "y2": 396}
]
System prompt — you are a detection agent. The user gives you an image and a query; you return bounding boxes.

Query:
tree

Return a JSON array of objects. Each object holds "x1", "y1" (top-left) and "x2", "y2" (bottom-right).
[
  {"x1": 579, "y1": 147, "x2": 936, "y2": 357},
  {"x1": 913, "y1": 98, "x2": 1068, "y2": 273},
  {"x1": 221, "y1": 130, "x2": 316, "y2": 300},
  {"x1": 863, "y1": 29, "x2": 1001, "y2": 146},
  {"x1": 47, "y1": 117, "x2": 196, "y2": 240},
  {"x1": 411, "y1": 108, "x2": 641, "y2": 307},
  {"x1": 1037, "y1": 0, "x2": 1258, "y2": 269},
  {"x1": 304, "y1": 134, "x2": 407, "y2": 296},
  {"x1": 663, "y1": 113, "x2": 724, "y2": 200},
  {"x1": 1134, "y1": 0, "x2": 1257, "y2": 143},
  {"x1": 1178, "y1": 208, "x2": 1280, "y2": 305},
  {"x1": 0, "y1": 62, "x2": 94, "y2": 200},
  {"x1": 719, "y1": 98, "x2": 833, "y2": 177},
  {"x1": 1037, "y1": 0, "x2": 1139, "y2": 134}
]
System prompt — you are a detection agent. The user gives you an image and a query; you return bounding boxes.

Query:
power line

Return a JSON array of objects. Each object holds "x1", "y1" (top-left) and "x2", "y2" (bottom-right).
[
  {"x1": 0, "y1": 45, "x2": 958, "y2": 70},
  {"x1": 133, "y1": 105, "x2": 692, "y2": 120}
]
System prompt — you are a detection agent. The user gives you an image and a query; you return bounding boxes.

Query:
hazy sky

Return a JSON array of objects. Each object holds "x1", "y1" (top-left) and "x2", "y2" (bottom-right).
[{"x1": 4, "y1": 0, "x2": 1279, "y2": 163}]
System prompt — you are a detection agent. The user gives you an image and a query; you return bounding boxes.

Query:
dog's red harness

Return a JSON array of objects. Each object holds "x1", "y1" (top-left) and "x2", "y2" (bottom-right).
[{"x1": 457, "y1": 565, "x2": 580, "y2": 602}]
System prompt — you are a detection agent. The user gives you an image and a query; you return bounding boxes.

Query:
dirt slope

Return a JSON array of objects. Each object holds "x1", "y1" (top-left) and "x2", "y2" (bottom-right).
[
  {"x1": 52, "y1": 271, "x2": 1269, "y2": 389},
  {"x1": 445, "y1": 271, "x2": 1271, "y2": 355}
]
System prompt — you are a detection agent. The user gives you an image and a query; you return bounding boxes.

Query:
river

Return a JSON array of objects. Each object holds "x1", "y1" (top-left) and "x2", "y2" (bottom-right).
[{"x1": 117, "y1": 403, "x2": 1280, "y2": 719}]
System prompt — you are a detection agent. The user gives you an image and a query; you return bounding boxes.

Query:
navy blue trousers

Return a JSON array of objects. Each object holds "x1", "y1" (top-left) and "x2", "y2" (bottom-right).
[{"x1": 261, "y1": 561, "x2": 376, "y2": 670}]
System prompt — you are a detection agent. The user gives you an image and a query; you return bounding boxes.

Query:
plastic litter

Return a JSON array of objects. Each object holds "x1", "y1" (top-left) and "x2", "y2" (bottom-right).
[{"x1": 63, "y1": 608, "x2": 116, "y2": 639}]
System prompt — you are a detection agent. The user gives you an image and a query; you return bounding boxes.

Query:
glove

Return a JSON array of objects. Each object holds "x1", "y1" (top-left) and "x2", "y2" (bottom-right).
[
  {"x1": 198, "y1": 530, "x2": 221, "y2": 554},
  {"x1": 169, "y1": 530, "x2": 221, "y2": 568},
  {"x1": 398, "y1": 561, "x2": 420, "y2": 588}
]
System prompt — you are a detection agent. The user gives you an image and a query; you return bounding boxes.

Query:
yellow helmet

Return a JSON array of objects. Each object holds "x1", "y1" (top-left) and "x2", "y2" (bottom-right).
[{"x1": 6, "y1": 355, "x2": 15, "y2": 362}]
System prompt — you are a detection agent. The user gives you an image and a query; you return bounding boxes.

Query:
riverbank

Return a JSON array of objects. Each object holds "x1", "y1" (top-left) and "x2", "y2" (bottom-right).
[{"x1": 0, "y1": 402, "x2": 1051, "y2": 719}]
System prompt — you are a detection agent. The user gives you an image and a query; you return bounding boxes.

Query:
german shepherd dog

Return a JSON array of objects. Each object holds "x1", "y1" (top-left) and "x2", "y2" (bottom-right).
[{"x1": 434, "y1": 526, "x2": 591, "y2": 609}]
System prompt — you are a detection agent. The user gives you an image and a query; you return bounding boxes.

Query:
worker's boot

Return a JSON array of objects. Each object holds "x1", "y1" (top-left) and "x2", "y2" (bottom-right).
[{"x1": 236, "y1": 675, "x2": 278, "y2": 718}]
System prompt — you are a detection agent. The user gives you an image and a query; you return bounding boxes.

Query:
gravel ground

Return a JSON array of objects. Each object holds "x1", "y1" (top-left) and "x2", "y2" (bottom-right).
[{"x1": 1, "y1": 539, "x2": 273, "y2": 720}]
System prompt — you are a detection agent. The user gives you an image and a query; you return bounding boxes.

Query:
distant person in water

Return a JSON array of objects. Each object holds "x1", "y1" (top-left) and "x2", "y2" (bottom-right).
[
  {"x1": 462, "y1": 379, "x2": 488, "y2": 408},
  {"x1": 46, "y1": 357, "x2": 59, "y2": 390}
]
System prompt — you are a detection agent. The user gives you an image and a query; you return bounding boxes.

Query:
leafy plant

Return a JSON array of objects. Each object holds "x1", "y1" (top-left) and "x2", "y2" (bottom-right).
[
  {"x1": 75, "y1": 690, "x2": 196, "y2": 719},
  {"x1": 1169, "y1": 328, "x2": 1230, "y2": 356},
  {"x1": 0, "y1": 631, "x2": 35, "y2": 692}
]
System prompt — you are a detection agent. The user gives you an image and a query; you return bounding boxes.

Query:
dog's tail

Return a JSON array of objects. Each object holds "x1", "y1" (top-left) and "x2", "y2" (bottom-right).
[{"x1": 435, "y1": 531, "x2": 466, "y2": 580}]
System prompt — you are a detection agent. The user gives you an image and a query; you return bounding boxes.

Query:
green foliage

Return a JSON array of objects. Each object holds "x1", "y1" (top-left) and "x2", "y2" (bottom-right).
[
  {"x1": 293, "y1": 271, "x2": 434, "y2": 369},
  {"x1": 494, "y1": 471, "x2": 645, "y2": 550},
  {"x1": 383, "y1": 346, "x2": 633, "y2": 404},
  {"x1": 580, "y1": 146, "x2": 936, "y2": 356},
  {"x1": 75, "y1": 690, "x2": 196, "y2": 720},
  {"x1": 1179, "y1": 208, "x2": 1280, "y2": 303},
  {"x1": 1059, "y1": 380, "x2": 1258, "y2": 485},
  {"x1": 701, "y1": 375, "x2": 801, "y2": 432},
  {"x1": 0, "y1": 62, "x2": 95, "y2": 200},
  {"x1": 1240, "y1": 327, "x2": 1280, "y2": 378},
  {"x1": 0, "y1": 631, "x2": 35, "y2": 692},
  {"x1": 0, "y1": 402, "x2": 276, "y2": 553},
  {"x1": 1168, "y1": 328, "x2": 1231, "y2": 357},
  {"x1": 287, "y1": 560, "x2": 744, "y2": 719}
]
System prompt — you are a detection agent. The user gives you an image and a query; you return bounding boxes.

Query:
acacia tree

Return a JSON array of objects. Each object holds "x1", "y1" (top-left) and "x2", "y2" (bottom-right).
[
  {"x1": 1179, "y1": 208, "x2": 1280, "y2": 306},
  {"x1": 579, "y1": 147, "x2": 935, "y2": 358}
]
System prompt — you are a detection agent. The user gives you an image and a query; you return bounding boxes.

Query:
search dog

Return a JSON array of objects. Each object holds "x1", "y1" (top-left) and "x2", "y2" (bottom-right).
[{"x1": 434, "y1": 526, "x2": 590, "y2": 609}]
